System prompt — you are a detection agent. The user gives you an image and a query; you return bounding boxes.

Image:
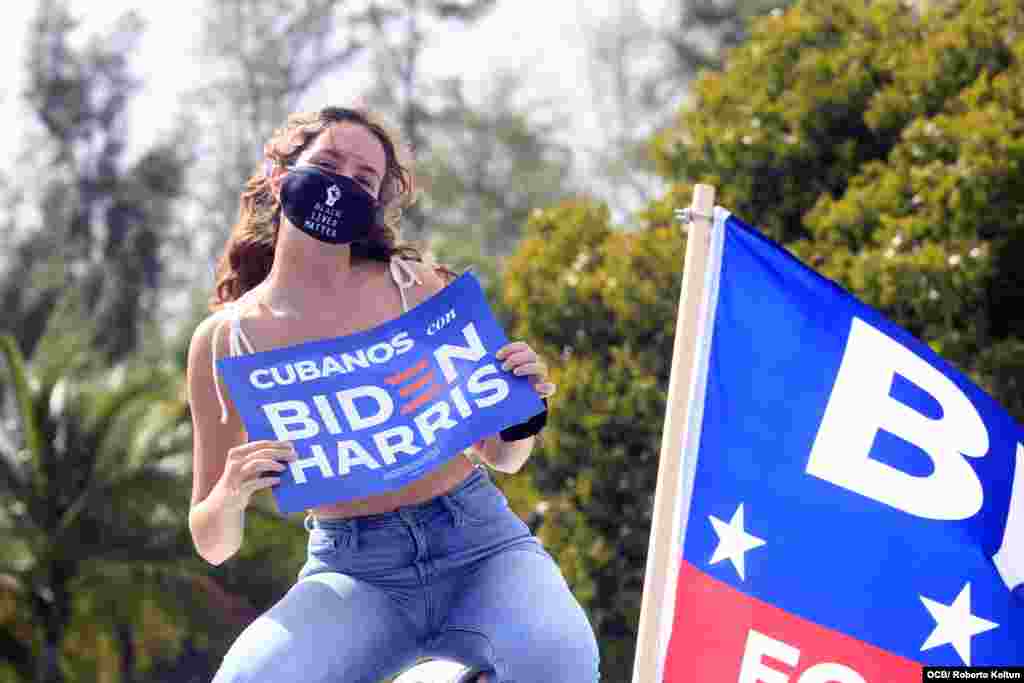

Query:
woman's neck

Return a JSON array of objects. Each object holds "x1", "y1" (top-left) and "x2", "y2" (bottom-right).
[{"x1": 262, "y1": 226, "x2": 362, "y2": 313}]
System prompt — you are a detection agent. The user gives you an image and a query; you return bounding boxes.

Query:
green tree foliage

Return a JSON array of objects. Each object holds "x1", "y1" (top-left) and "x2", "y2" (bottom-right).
[
  {"x1": 5, "y1": 0, "x2": 188, "y2": 361},
  {"x1": 502, "y1": 201, "x2": 686, "y2": 679},
  {"x1": 501, "y1": 0, "x2": 1024, "y2": 677},
  {"x1": 580, "y1": 0, "x2": 795, "y2": 213},
  {"x1": 358, "y1": 0, "x2": 498, "y2": 241},
  {"x1": 650, "y1": 0, "x2": 1024, "y2": 412},
  {"x1": 0, "y1": 323, "x2": 194, "y2": 683},
  {"x1": 420, "y1": 73, "x2": 575, "y2": 282}
]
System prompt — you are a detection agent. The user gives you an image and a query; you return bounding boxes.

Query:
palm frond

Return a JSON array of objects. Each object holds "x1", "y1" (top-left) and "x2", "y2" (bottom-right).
[
  {"x1": 56, "y1": 466, "x2": 187, "y2": 542},
  {"x1": 0, "y1": 335, "x2": 43, "y2": 462},
  {"x1": 0, "y1": 441, "x2": 28, "y2": 498},
  {"x1": 88, "y1": 529, "x2": 194, "y2": 565},
  {"x1": 86, "y1": 373, "x2": 183, "y2": 481}
]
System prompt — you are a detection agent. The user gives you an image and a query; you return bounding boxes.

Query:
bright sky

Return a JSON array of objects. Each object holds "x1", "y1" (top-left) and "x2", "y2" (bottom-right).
[
  {"x1": 0, "y1": 1, "x2": 672, "y2": 158},
  {"x1": 0, "y1": 0, "x2": 674, "y2": 319},
  {"x1": 0, "y1": 0, "x2": 684, "y2": 235}
]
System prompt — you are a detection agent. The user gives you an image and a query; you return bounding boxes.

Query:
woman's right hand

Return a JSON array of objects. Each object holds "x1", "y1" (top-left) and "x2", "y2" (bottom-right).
[{"x1": 214, "y1": 440, "x2": 298, "y2": 510}]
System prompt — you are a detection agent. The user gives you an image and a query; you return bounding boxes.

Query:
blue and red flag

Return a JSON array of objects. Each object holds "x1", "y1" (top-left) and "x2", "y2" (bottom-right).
[{"x1": 657, "y1": 209, "x2": 1022, "y2": 680}]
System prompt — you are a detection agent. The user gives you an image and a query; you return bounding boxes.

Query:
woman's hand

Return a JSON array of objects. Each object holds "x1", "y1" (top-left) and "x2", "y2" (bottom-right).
[
  {"x1": 495, "y1": 341, "x2": 556, "y2": 398},
  {"x1": 213, "y1": 440, "x2": 298, "y2": 511}
]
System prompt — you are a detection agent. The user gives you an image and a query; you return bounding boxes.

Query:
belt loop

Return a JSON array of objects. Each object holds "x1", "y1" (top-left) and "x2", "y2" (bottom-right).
[{"x1": 440, "y1": 495, "x2": 465, "y2": 528}]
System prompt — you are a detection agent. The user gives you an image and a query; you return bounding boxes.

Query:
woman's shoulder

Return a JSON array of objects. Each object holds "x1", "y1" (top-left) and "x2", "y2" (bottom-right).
[
  {"x1": 187, "y1": 308, "x2": 236, "y2": 369},
  {"x1": 188, "y1": 292, "x2": 263, "y2": 364}
]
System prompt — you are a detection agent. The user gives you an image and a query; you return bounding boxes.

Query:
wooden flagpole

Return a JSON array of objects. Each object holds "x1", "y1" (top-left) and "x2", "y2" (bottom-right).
[{"x1": 631, "y1": 184, "x2": 716, "y2": 683}]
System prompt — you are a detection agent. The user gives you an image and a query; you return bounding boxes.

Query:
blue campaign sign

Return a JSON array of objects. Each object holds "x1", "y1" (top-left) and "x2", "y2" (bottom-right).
[
  {"x1": 217, "y1": 272, "x2": 545, "y2": 513},
  {"x1": 672, "y1": 210, "x2": 1023, "y2": 672}
]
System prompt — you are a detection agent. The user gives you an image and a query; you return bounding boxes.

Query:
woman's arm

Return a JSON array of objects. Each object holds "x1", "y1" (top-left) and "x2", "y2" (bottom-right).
[
  {"x1": 474, "y1": 341, "x2": 554, "y2": 473},
  {"x1": 474, "y1": 434, "x2": 538, "y2": 474},
  {"x1": 186, "y1": 314, "x2": 295, "y2": 565}
]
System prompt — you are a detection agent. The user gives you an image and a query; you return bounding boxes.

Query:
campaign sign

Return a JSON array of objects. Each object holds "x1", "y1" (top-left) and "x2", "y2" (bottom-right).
[
  {"x1": 217, "y1": 272, "x2": 545, "y2": 513},
  {"x1": 663, "y1": 211, "x2": 1022, "y2": 680}
]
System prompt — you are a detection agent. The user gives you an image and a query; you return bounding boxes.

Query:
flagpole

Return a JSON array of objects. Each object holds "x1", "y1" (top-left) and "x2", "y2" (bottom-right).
[{"x1": 632, "y1": 183, "x2": 716, "y2": 683}]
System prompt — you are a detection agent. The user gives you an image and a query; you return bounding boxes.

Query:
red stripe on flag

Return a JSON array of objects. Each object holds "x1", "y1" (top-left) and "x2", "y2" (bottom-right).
[
  {"x1": 400, "y1": 383, "x2": 442, "y2": 415},
  {"x1": 664, "y1": 560, "x2": 922, "y2": 682},
  {"x1": 386, "y1": 359, "x2": 428, "y2": 385},
  {"x1": 399, "y1": 370, "x2": 436, "y2": 397}
]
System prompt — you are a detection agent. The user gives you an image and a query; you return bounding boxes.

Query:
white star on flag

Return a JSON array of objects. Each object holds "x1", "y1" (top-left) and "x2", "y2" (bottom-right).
[
  {"x1": 920, "y1": 582, "x2": 999, "y2": 666},
  {"x1": 708, "y1": 503, "x2": 766, "y2": 581}
]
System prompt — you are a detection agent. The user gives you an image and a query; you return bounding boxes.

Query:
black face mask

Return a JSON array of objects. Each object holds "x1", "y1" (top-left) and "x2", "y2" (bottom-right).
[{"x1": 279, "y1": 166, "x2": 378, "y2": 245}]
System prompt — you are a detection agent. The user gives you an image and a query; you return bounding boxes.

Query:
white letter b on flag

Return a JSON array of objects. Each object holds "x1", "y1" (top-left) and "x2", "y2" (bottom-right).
[{"x1": 806, "y1": 318, "x2": 988, "y2": 520}]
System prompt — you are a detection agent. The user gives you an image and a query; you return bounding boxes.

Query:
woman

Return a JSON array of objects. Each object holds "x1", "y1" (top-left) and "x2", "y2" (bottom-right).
[{"x1": 186, "y1": 106, "x2": 600, "y2": 683}]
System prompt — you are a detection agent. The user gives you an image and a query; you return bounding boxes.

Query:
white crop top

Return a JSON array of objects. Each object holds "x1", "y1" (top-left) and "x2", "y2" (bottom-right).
[{"x1": 211, "y1": 255, "x2": 423, "y2": 424}]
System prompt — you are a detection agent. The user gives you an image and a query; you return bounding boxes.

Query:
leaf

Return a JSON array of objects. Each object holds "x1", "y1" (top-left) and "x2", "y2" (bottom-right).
[{"x1": 0, "y1": 336, "x2": 43, "y2": 464}]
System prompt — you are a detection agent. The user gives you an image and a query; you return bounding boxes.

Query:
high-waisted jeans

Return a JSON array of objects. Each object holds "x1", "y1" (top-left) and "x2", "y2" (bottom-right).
[{"x1": 211, "y1": 467, "x2": 601, "y2": 682}]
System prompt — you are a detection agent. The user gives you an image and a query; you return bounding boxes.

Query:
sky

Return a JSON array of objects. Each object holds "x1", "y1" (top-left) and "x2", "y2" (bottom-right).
[{"x1": 0, "y1": 0, "x2": 671, "y2": 164}]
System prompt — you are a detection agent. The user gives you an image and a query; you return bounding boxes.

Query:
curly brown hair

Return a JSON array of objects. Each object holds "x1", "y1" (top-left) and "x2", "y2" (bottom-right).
[{"x1": 210, "y1": 106, "x2": 428, "y2": 310}]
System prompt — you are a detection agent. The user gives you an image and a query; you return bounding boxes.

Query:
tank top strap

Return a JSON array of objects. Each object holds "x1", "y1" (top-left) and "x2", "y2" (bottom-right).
[
  {"x1": 229, "y1": 312, "x2": 257, "y2": 356},
  {"x1": 210, "y1": 298, "x2": 258, "y2": 424},
  {"x1": 389, "y1": 255, "x2": 422, "y2": 313}
]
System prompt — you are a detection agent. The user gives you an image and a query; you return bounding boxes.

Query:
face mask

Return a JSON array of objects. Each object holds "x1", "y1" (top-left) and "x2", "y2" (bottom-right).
[{"x1": 279, "y1": 166, "x2": 378, "y2": 245}]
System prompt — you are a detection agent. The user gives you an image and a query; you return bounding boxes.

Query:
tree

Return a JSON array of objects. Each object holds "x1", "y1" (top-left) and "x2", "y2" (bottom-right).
[
  {"x1": 6, "y1": 0, "x2": 188, "y2": 361},
  {"x1": 0, "y1": 317, "x2": 195, "y2": 682},
  {"x1": 358, "y1": 0, "x2": 498, "y2": 241},
  {"x1": 186, "y1": 0, "x2": 496, "y2": 259},
  {"x1": 501, "y1": 0, "x2": 1024, "y2": 677},
  {"x1": 649, "y1": 0, "x2": 1024, "y2": 407},
  {"x1": 578, "y1": 0, "x2": 795, "y2": 215},
  {"x1": 186, "y1": 0, "x2": 365, "y2": 266},
  {"x1": 187, "y1": 0, "x2": 570, "y2": 284},
  {"x1": 419, "y1": 72, "x2": 576, "y2": 282},
  {"x1": 501, "y1": 200, "x2": 686, "y2": 679}
]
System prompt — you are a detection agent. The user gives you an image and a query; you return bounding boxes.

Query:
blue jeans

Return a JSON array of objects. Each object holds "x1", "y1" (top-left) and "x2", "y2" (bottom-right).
[{"x1": 212, "y1": 467, "x2": 601, "y2": 682}]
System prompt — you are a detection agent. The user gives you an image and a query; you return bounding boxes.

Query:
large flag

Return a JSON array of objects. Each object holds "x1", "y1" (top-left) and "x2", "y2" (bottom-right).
[{"x1": 640, "y1": 203, "x2": 1023, "y2": 681}]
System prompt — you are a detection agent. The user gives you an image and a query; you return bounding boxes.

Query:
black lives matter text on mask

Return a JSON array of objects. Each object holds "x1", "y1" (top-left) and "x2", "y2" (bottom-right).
[
  {"x1": 304, "y1": 202, "x2": 342, "y2": 238},
  {"x1": 279, "y1": 167, "x2": 376, "y2": 245}
]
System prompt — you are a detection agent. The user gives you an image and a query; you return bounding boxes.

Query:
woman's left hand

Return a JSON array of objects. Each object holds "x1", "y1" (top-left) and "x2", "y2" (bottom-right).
[{"x1": 496, "y1": 341, "x2": 556, "y2": 398}]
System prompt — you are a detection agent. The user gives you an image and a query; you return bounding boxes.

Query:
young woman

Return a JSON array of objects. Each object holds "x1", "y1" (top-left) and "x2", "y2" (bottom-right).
[{"x1": 186, "y1": 106, "x2": 600, "y2": 683}]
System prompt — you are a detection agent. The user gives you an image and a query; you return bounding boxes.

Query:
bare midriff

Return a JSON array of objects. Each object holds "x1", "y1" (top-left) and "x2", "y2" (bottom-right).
[{"x1": 312, "y1": 454, "x2": 476, "y2": 519}]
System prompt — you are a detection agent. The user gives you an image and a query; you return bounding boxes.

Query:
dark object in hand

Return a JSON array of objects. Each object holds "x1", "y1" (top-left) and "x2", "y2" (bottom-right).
[{"x1": 499, "y1": 399, "x2": 548, "y2": 442}]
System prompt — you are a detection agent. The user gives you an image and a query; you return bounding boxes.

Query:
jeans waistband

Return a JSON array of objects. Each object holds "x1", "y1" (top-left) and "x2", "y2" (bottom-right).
[{"x1": 304, "y1": 466, "x2": 488, "y2": 532}]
